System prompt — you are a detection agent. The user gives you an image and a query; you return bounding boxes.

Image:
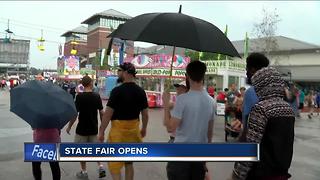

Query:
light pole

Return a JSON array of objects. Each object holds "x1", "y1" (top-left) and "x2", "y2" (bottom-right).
[{"x1": 288, "y1": 72, "x2": 292, "y2": 82}]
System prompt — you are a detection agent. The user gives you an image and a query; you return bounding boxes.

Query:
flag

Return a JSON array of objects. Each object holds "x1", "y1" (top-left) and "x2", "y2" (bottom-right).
[
  {"x1": 100, "y1": 49, "x2": 106, "y2": 66},
  {"x1": 108, "y1": 49, "x2": 114, "y2": 66},
  {"x1": 106, "y1": 38, "x2": 114, "y2": 67},
  {"x1": 119, "y1": 41, "x2": 125, "y2": 65},
  {"x1": 59, "y1": 44, "x2": 62, "y2": 56},
  {"x1": 184, "y1": 48, "x2": 188, "y2": 55},
  {"x1": 244, "y1": 32, "x2": 249, "y2": 59},
  {"x1": 217, "y1": 25, "x2": 228, "y2": 60},
  {"x1": 198, "y1": 51, "x2": 204, "y2": 60}
]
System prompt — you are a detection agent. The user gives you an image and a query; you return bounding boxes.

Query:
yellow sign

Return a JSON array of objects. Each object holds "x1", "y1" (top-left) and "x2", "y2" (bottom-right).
[
  {"x1": 206, "y1": 67, "x2": 218, "y2": 75},
  {"x1": 228, "y1": 61, "x2": 246, "y2": 71},
  {"x1": 203, "y1": 61, "x2": 227, "y2": 68},
  {"x1": 202, "y1": 60, "x2": 245, "y2": 71}
]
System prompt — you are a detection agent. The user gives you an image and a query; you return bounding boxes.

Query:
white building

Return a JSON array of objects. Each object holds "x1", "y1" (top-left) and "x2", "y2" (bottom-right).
[
  {"x1": 134, "y1": 36, "x2": 320, "y2": 91},
  {"x1": 233, "y1": 36, "x2": 320, "y2": 90}
]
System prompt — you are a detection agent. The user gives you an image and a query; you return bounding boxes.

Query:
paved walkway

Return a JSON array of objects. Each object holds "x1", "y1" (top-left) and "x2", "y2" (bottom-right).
[{"x1": 0, "y1": 89, "x2": 319, "y2": 179}]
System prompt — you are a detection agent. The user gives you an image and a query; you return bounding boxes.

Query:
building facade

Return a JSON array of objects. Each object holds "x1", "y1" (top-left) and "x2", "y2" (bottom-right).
[
  {"x1": 0, "y1": 38, "x2": 30, "y2": 78},
  {"x1": 81, "y1": 9, "x2": 134, "y2": 67},
  {"x1": 233, "y1": 36, "x2": 320, "y2": 90},
  {"x1": 61, "y1": 9, "x2": 135, "y2": 74}
]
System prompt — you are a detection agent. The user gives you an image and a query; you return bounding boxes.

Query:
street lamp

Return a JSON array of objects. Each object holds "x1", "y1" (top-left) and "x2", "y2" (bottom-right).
[{"x1": 288, "y1": 72, "x2": 292, "y2": 82}]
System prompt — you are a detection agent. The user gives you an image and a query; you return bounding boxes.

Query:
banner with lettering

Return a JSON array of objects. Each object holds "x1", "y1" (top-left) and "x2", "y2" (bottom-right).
[
  {"x1": 125, "y1": 54, "x2": 190, "y2": 69},
  {"x1": 136, "y1": 68, "x2": 186, "y2": 78},
  {"x1": 202, "y1": 60, "x2": 246, "y2": 72}
]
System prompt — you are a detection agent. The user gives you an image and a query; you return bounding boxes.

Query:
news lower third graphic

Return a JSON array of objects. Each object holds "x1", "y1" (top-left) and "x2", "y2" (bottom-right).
[
  {"x1": 25, "y1": 143, "x2": 259, "y2": 162},
  {"x1": 25, "y1": 143, "x2": 58, "y2": 162}
]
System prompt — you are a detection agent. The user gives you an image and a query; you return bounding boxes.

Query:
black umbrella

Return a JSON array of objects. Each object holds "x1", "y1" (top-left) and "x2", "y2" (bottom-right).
[
  {"x1": 108, "y1": 6, "x2": 240, "y2": 91},
  {"x1": 107, "y1": 6, "x2": 240, "y2": 58},
  {"x1": 10, "y1": 80, "x2": 77, "y2": 129}
]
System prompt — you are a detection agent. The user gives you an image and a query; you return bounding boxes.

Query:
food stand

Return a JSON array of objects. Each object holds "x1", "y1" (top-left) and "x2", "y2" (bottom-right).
[
  {"x1": 202, "y1": 59, "x2": 246, "y2": 116},
  {"x1": 124, "y1": 54, "x2": 190, "y2": 107}
]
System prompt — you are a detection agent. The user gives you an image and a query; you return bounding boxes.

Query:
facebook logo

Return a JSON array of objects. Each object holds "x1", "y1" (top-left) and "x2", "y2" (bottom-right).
[{"x1": 24, "y1": 143, "x2": 58, "y2": 162}]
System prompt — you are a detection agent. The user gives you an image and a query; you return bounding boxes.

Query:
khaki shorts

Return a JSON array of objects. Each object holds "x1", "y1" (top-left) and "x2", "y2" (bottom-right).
[{"x1": 74, "y1": 134, "x2": 98, "y2": 143}]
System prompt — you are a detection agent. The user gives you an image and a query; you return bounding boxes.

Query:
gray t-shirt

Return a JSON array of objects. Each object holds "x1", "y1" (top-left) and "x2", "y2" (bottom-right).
[{"x1": 171, "y1": 89, "x2": 216, "y2": 143}]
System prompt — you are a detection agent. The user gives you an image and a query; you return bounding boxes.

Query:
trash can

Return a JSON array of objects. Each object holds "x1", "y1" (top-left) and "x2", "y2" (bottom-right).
[{"x1": 148, "y1": 94, "x2": 156, "y2": 108}]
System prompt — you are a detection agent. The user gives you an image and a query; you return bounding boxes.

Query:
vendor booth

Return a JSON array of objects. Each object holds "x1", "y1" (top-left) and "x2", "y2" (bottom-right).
[
  {"x1": 202, "y1": 59, "x2": 246, "y2": 116},
  {"x1": 124, "y1": 54, "x2": 190, "y2": 107},
  {"x1": 202, "y1": 59, "x2": 246, "y2": 92}
]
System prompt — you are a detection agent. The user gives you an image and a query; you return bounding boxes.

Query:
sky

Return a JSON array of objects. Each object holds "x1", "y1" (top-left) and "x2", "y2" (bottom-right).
[{"x1": 0, "y1": 1, "x2": 319, "y2": 69}]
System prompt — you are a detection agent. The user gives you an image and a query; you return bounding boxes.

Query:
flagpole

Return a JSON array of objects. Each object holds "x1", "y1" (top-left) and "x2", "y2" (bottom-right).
[
  {"x1": 217, "y1": 25, "x2": 228, "y2": 60},
  {"x1": 244, "y1": 32, "x2": 249, "y2": 59}
]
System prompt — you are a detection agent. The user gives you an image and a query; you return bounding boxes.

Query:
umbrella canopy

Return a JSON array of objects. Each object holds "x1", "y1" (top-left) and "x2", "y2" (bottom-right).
[
  {"x1": 10, "y1": 80, "x2": 77, "y2": 129},
  {"x1": 108, "y1": 12, "x2": 241, "y2": 58}
]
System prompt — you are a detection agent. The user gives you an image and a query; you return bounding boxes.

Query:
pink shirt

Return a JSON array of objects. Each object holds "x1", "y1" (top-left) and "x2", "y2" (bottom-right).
[{"x1": 33, "y1": 128, "x2": 61, "y2": 143}]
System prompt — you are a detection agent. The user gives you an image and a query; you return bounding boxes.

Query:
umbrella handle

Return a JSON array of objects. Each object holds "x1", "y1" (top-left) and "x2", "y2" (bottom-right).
[
  {"x1": 164, "y1": 79, "x2": 171, "y2": 92},
  {"x1": 165, "y1": 4, "x2": 181, "y2": 93}
]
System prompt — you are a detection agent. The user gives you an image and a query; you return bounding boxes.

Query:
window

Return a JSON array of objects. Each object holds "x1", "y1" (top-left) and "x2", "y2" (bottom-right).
[
  {"x1": 88, "y1": 20, "x2": 100, "y2": 31},
  {"x1": 94, "y1": 18, "x2": 126, "y2": 29}
]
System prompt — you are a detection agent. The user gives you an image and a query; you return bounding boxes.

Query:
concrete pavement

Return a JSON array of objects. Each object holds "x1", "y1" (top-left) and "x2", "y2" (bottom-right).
[{"x1": 0, "y1": 89, "x2": 319, "y2": 180}]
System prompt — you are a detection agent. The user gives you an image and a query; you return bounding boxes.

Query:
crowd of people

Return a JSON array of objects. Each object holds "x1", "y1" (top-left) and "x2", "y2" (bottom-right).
[
  {"x1": 0, "y1": 78, "x2": 26, "y2": 90},
  {"x1": 25, "y1": 52, "x2": 320, "y2": 180}
]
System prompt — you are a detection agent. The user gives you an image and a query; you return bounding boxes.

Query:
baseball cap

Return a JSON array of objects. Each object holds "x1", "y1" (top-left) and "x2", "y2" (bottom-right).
[
  {"x1": 174, "y1": 81, "x2": 187, "y2": 88},
  {"x1": 119, "y1": 62, "x2": 137, "y2": 77}
]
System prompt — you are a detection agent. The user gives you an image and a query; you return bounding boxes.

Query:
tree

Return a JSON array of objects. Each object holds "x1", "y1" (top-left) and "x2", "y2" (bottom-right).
[
  {"x1": 184, "y1": 49, "x2": 199, "y2": 61},
  {"x1": 252, "y1": 7, "x2": 281, "y2": 65},
  {"x1": 202, "y1": 52, "x2": 219, "y2": 60},
  {"x1": 185, "y1": 49, "x2": 232, "y2": 61}
]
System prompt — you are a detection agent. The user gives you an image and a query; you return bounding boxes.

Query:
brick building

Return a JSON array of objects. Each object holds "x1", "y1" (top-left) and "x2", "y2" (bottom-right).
[
  {"x1": 61, "y1": 26, "x2": 88, "y2": 57},
  {"x1": 82, "y1": 9, "x2": 134, "y2": 65},
  {"x1": 61, "y1": 9, "x2": 134, "y2": 70}
]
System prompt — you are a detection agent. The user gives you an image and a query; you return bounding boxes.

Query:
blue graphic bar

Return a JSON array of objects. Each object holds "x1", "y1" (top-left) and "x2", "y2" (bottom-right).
[
  {"x1": 24, "y1": 143, "x2": 259, "y2": 162},
  {"x1": 24, "y1": 143, "x2": 58, "y2": 162},
  {"x1": 59, "y1": 143, "x2": 259, "y2": 162}
]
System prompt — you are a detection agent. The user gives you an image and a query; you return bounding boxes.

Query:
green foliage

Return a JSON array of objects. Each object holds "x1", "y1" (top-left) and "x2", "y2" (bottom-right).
[
  {"x1": 100, "y1": 51, "x2": 111, "y2": 70},
  {"x1": 184, "y1": 49, "x2": 233, "y2": 61},
  {"x1": 185, "y1": 49, "x2": 199, "y2": 61},
  {"x1": 92, "y1": 55, "x2": 100, "y2": 70}
]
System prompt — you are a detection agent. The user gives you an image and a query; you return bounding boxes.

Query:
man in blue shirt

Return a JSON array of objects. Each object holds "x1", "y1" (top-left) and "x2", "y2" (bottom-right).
[
  {"x1": 163, "y1": 61, "x2": 216, "y2": 180},
  {"x1": 242, "y1": 87, "x2": 258, "y2": 127},
  {"x1": 239, "y1": 53, "x2": 269, "y2": 142}
]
